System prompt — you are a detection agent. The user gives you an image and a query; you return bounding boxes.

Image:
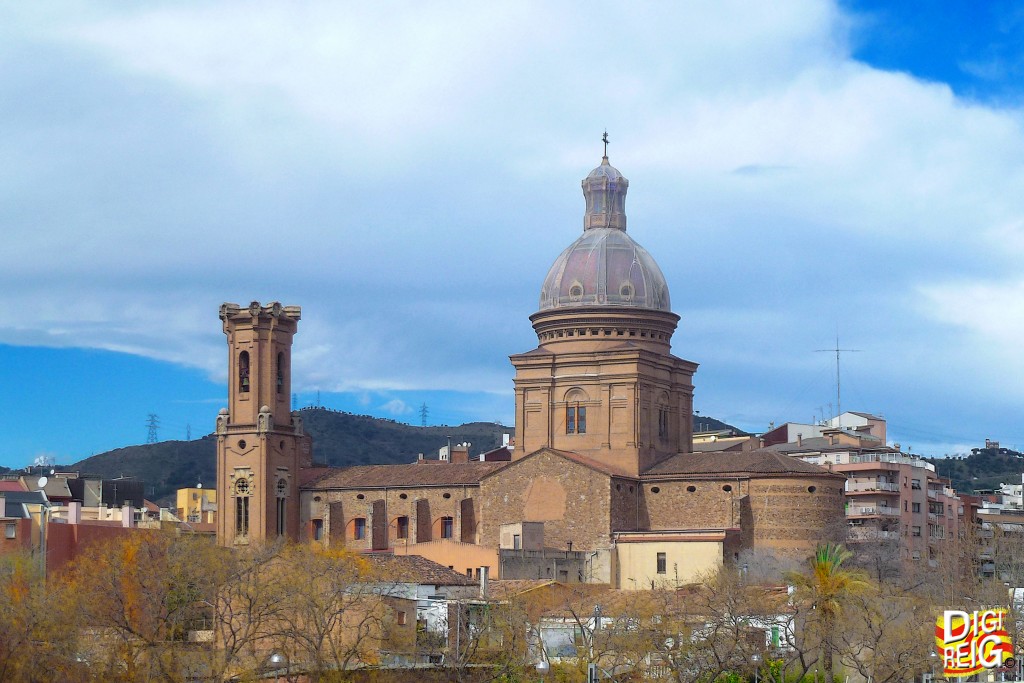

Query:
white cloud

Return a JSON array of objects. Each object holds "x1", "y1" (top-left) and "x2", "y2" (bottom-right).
[
  {"x1": 4, "y1": 1, "x2": 1024, "y2": 452},
  {"x1": 379, "y1": 398, "x2": 413, "y2": 417}
]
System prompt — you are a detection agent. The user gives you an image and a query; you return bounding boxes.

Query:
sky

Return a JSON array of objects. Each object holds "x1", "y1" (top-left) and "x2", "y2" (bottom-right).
[{"x1": 3, "y1": 1, "x2": 1024, "y2": 468}]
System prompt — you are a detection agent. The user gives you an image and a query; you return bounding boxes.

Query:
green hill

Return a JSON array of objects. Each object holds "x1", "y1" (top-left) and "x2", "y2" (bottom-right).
[
  {"x1": 71, "y1": 408, "x2": 514, "y2": 504},
  {"x1": 69, "y1": 408, "x2": 754, "y2": 505},
  {"x1": 927, "y1": 443, "x2": 1024, "y2": 494}
]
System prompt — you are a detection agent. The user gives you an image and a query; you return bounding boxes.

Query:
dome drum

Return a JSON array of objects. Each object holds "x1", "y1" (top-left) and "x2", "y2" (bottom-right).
[{"x1": 530, "y1": 306, "x2": 679, "y2": 352}]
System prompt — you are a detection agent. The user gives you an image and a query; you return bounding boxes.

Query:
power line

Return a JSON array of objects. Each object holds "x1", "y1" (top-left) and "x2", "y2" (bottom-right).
[{"x1": 146, "y1": 414, "x2": 160, "y2": 444}]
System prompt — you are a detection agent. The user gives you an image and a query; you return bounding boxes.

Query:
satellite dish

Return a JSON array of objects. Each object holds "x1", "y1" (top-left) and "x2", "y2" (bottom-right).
[
  {"x1": 197, "y1": 483, "x2": 203, "y2": 489},
  {"x1": 37, "y1": 476, "x2": 48, "y2": 489},
  {"x1": 49, "y1": 469, "x2": 55, "y2": 475}
]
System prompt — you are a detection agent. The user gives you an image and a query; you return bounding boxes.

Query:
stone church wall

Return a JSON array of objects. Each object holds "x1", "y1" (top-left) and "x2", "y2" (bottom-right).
[
  {"x1": 746, "y1": 476, "x2": 846, "y2": 554},
  {"x1": 479, "y1": 451, "x2": 612, "y2": 552},
  {"x1": 300, "y1": 486, "x2": 483, "y2": 550},
  {"x1": 640, "y1": 480, "x2": 746, "y2": 531}
]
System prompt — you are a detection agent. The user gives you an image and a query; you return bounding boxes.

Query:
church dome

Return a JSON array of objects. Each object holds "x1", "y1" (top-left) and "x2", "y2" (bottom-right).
[{"x1": 538, "y1": 155, "x2": 671, "y2": 312}]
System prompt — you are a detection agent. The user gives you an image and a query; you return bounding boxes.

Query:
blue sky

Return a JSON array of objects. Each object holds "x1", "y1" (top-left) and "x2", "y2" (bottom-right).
[{"x1": 3, "y1": 1, "x2": 1024, "y2": 468}]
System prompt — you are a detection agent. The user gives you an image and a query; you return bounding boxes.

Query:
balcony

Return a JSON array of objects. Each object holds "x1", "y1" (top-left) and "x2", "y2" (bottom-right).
[
  {"x1": 848, "y1": 528, "x2": 899, "y2": 541},
  {"x1": 927, "y1": 490, "x2": 938, "y2": 500},
  {"x1": 847, "y1": 481, "x2": 900, "y2": 494},
  {"x1": 848, "y1": 506, "x2": 900, "y2": 518}
]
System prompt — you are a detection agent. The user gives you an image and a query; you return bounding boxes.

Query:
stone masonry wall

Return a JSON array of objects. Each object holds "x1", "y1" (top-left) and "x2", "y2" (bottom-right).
[
  {"x1": 747, "y1": 476, "x2": 846, "y2": 554},
  {"x1": 641, "y1": 480, "x2": 746, "y2": 531},
  {"x1": 300, "y1": 485, "x2": 482, "y2": 551},
  {"x1": 479, "y1": 451, "x2": 612, "y2": 551}
]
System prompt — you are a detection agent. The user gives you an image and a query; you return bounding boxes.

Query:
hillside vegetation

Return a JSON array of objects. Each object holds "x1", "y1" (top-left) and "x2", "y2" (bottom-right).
[
  {"x1": 71, "y1": 408, "x2": 513, "y2": 504},
  {"x1": 927, "y1": 443, "x2": 1024, "y2": 493}
]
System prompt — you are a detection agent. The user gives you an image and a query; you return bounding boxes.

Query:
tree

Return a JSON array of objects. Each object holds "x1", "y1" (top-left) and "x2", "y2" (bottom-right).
[
  {"x1": 69, "y1": 530, "x2": 223, "y2": 682},
  {"x1": 836, "y1": 583, "x2": 934, "y2": 683},
  {"x1": 0, "y1": 551, "x2": 84, "y2": 682},
  {"x1": 786, "y1": 543, "x2": 870, "y2": 683},
  {"x1": 261, "y1": 544, "x2": 405, "y2": 681}
]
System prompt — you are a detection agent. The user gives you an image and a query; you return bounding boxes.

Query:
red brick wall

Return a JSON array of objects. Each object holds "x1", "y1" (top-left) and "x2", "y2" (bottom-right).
[{"x1": 45, "y1": 523, "x2": 136, "y2": 575}]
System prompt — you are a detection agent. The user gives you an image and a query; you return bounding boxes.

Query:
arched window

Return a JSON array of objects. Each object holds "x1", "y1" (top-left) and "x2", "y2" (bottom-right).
[
  {"x1": 276, "y1": 352, "x2": 285, "y2": 394},
  {"x1": 238, "y1": 351, "x2": 250, "y2": 393}
]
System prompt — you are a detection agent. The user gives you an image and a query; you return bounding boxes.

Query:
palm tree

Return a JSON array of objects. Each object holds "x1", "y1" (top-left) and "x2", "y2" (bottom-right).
[{"x1": 786, "y1": 543, "x2": 871, "y2": 683}]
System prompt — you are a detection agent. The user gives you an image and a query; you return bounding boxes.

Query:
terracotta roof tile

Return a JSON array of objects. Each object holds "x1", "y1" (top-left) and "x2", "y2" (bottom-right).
[
  {"x1": 480, "y1": 448, "x2": 634, "y2": 480},
  {"x1": 644, "y1": 449, "x2": 842, "y2": 478},
  {"x1": 303, "y1": 461, "x2": 508, "y2": 490},
  {"x1": 364, "y1": 554, "x2": 477, "y2": 586}
]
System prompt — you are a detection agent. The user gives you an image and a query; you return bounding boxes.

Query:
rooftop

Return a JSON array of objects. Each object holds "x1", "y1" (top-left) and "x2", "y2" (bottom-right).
[
  {"x1": 303, "y1": 461, "x2": 508, "y2": 490},
  {"x1": 364, "y1": 554, "x2": 477, "y2": 586},
  {"x1": 644, "y1": 449, "x2": 841, "y2": 478}
]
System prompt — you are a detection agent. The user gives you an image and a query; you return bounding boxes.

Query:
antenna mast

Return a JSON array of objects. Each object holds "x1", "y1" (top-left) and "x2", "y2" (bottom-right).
[{"x1": 815, "y1": 335, "x2": 861, "y2": 428}]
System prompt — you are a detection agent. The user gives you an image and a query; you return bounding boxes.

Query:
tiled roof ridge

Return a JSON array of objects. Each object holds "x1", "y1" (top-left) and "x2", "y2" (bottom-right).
[
  {"x1": 643, "y1": 448, "x2": 843, "y2": 478},
  {"x1": 302, "y1": 460, "x2": 509, "y2": 490}
]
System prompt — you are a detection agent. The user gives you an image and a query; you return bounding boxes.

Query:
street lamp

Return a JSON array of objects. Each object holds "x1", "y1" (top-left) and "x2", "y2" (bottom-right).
[
  {"x1": 265, "y1": 652, "x2": 288, "y2": 682},
  {"x1": 752, "y1": 653, "x2": 762, "y2": 683},
  {"x1": 536, "y1": 660, "x2": 549, "y2": 681}
]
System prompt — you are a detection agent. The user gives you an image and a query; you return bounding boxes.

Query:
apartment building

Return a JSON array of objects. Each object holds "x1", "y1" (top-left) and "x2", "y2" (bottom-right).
[{"x1": 771, "y1": 425, "x2": 966, "y2": 566}]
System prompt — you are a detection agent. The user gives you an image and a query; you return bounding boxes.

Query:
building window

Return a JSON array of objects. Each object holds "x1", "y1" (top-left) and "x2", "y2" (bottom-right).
[
  {"x1": 235, "y1": 497, "x2": 249, "y2": 538},
  {"x1": 396, "y1": 516, "x2": 409, "y2": 540},
  {"x1": 441, "y1": 516, "x2": 454, "y2": 539},
  {"x1": 397, "y1": 610, "x2": 407, "y2": 626},
  {"x1": 513, "y1": 534, "x2": 522, "y2": 550},
  {"x1": 911, "y1": 479, "x2": 922, "y2": 490},
  {"x1": 4, "y1": 523, "x2": 15, "y2": 539},
  {"x1": 658, "y1": 407, "x2": 669, "y2": 440},
  {"x1": 277, "y1": 497, "x2": 286, "y2": 536},
  {"x1": 656, "y1": 552, "x2": 667, "y2": 575},
  {"x1": 566, "y1": 406, "x2": 587, "y2": 434},
  {"x1": 912, "y1": 502, "x2": 921, "y2": 513},
  {"x1": 238, "y1": 351, "x2": 250, "y2": 393},
  {"x1": 353, "y1": 517, "x2": 366, "y2": 540},
  {"x1": 912, "y1": 525, "x2": 922, "y2": 537},
  {"x1": 312, "y1": 519, "x2": 324, "y2": 541}
]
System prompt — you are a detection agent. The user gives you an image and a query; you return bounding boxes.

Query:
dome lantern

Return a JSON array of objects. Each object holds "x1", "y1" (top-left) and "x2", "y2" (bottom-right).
[{"x1": 582, "y1": 147, "x2": 628, "y2": 231}]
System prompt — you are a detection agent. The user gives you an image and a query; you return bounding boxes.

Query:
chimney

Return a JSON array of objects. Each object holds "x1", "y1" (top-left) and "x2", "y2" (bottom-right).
[
  {"x1": 797, "y1": 433, "x2": 803, "y2": 447},
  {"x1": 121, "y1": 505, "x2": 134, "y2": 528},
  {"x1": 451, "y1": 443, "x2": 470, "y2": 464},
  {"x1": 68, "y1": 501, "x2": 82, "y2": 525},
  {"x1": 479, "y1": 566, "x2": 489, "y2": 599}
]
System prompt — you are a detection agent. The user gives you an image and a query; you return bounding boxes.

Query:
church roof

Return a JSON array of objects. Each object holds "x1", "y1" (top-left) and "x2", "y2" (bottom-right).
[
  {"x1": 479, "y1": 447, "x2": 637, "y2": 481},
  {"x1": 302, "y1": 461, "x2": 508, "y2": 490},
  {"x1": 537, "y1": 154, "x2": 671, "y2": 313},
  {"x1": 643, "y1": 449, "x2": 842, "y2": 478}
]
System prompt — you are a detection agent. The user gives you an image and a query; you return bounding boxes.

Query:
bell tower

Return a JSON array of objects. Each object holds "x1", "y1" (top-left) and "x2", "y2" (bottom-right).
[{"x1": 216, "y1": 302, "x2": 311, "y2": 547}]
